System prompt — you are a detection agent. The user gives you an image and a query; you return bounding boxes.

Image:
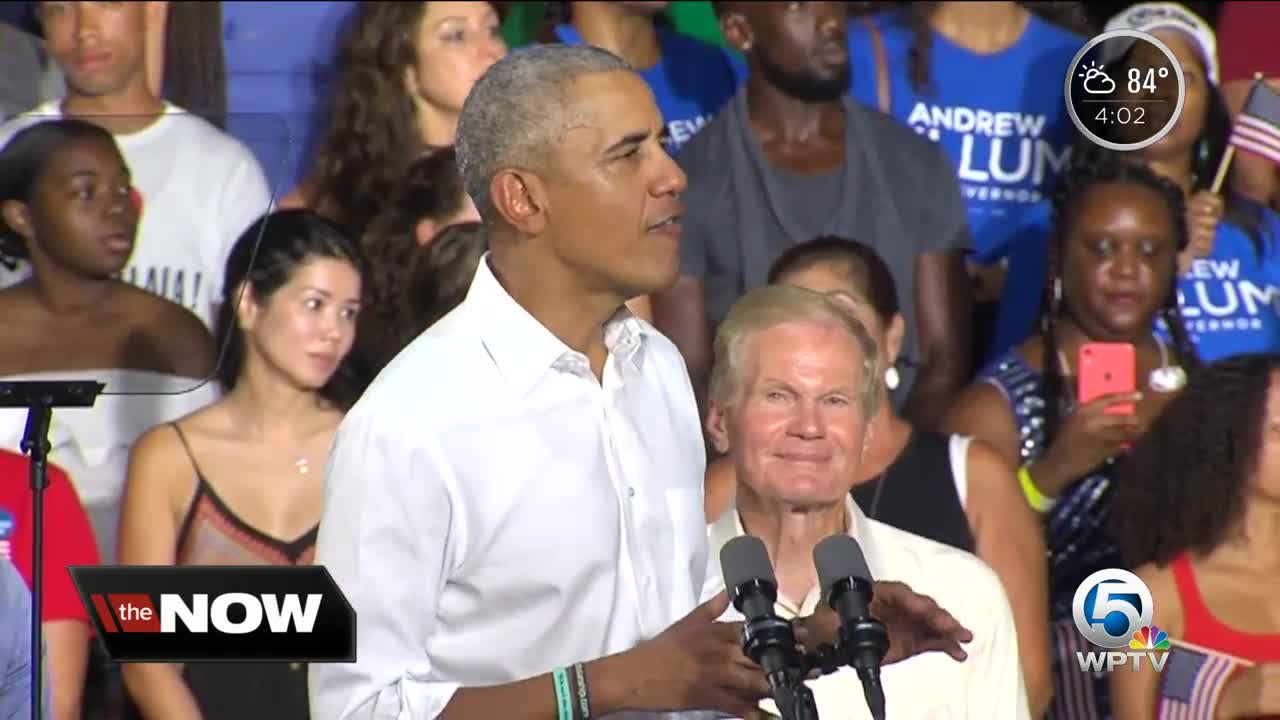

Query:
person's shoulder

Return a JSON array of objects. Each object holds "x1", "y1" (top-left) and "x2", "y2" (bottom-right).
[
  {"x1": 161, "y1": 104, "x2": 260, "y2": 166},
  {"x1": 1025, "y1": 13, "x2": 1088, "y2": 50},
  {"x1": 872, "y1": 518, "x2": 1008, "y2": 606},
  {"x1": 675, "y1": 104, "x2": 734, "y2": 166},
  {"x1": 848, "y1": 99, "x2": 946, "y2": 168},
  {"x1": 122, "y1": 287, "x2": 215, "y2": 375},
  {"x1": 0, "y1": 99, "x2": 61, "y2": 146},
  {"x1": 656, "y1": 26, "x2": 730, "y2": 61},
  {"x1": 345, "y1": 304, "x2": 490, "y2": 427},
  {"x1": 674, "y1": 96, "x2": 740, "y2": 197}
]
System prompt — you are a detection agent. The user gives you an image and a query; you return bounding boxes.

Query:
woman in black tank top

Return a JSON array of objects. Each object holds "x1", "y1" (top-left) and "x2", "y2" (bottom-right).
[{"x1": 703, "y1": 237, "x2": 1055, "y2": 717}]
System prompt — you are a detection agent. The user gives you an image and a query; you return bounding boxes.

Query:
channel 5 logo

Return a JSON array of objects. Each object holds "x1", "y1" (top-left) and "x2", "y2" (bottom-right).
[{"x1": 1072, "y1": 569, "x2": 1170, "y2": 674}]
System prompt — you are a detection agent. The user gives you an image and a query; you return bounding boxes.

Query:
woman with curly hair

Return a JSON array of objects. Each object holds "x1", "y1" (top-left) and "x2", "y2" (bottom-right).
[
  {"x1": 1110, "y1": 354, "x2": 1280, "y2": 720},
  {"x1": 847, "y1": 2, "x2": 1092, "y2": 363},
  {"x1": 281, "y1": 1, "x2": 504, "y2": 238},
  {"x1": 942, "y1": 152, "x2": 1201, "y2": 720}
]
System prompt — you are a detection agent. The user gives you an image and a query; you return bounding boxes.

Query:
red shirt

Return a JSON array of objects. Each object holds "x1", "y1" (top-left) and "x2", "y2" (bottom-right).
[
  {"x1": 0, "y1": 450, "x2": 99, "y2": 623},
  {"x1": 1217, "y1": 2, "x2": 1280, "y2": 82}
]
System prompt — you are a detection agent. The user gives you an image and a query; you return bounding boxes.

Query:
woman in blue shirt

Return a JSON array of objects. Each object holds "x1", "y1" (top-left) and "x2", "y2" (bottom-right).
[
  {"x1": 1107, "y1": 3, "x2": 1280, "y2": 363},
  {"x1": 847, "y1": 2, "x2": 1091, "y2": 365}
]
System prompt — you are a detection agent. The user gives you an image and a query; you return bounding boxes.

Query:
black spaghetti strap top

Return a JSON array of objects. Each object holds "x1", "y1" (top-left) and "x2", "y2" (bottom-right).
[{"x1": 851, "y1": 429, "x2": 975, "y2": 553}]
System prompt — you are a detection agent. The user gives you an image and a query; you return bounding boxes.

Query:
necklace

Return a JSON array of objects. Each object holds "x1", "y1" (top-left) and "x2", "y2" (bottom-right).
[{"x1": 294, "y1": 455, "x2": 310, "y2": 475}]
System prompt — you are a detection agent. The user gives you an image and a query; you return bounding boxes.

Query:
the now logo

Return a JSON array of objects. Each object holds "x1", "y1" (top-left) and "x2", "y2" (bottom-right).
[{"x1": 70, "y1": 566, "x2": 356, "y2": 663}]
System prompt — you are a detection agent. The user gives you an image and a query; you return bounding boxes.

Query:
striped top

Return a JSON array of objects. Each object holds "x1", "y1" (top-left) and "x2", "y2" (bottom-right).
[
  {"x1": 1157, "y1": 554, "x2": 1280, "y2": 719},
  {"x1": 980, "y1": 351, "x2": 1126, "y2": 720},
  {"x1": 171, "y1": 423, "x2": 317, "y2": 567}
]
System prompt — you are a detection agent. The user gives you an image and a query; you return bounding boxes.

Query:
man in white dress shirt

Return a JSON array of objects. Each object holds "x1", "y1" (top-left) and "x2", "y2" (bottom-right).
[
  {"x1": 311, "y1": 44, "x2": 973, "y2": 720},
  {"x1": 703, "y1": 286, "x2": 1030, "y2": 719}
]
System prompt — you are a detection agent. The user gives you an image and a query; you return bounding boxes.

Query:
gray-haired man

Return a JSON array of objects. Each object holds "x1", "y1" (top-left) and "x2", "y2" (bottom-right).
[{"x1": 310, "y1": 44, "x2": 971, "y2": 720}]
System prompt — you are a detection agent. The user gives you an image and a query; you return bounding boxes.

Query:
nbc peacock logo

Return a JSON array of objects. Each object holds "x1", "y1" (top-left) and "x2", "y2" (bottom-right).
[{"x1": 1129, "y1": 625, "x2": 1171, "y2": 651}]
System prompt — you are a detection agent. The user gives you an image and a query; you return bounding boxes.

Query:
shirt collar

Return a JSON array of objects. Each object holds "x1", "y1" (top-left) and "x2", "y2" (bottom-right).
[
  {"x1": 466, "y1": 254, "x2": 650, "y2": 396},
  {"x1": 709, "y1": 492, "x2": 889, "y2": 616}
]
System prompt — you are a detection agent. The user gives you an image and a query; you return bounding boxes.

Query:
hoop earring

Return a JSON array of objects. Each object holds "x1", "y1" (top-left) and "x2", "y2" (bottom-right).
[{"x1": 884, "y1": 365, "x2": 901, "y2": 391}]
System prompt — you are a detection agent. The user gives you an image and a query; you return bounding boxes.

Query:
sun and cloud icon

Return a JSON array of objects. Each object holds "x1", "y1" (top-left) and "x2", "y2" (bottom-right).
[{"x1": 1079, "y1": 60, "x2": 1117, "y2": 95}]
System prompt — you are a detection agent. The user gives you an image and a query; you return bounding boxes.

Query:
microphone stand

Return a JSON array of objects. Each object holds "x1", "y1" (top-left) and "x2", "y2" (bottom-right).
[{"x1": 0, "y1": 381, "x2": 105, "y2": 720}]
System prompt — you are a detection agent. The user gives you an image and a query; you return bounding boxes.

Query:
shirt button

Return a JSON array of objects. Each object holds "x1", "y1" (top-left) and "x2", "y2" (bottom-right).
[{"x1": 628, "y1": 487, "x2": 636, "y2": 498}]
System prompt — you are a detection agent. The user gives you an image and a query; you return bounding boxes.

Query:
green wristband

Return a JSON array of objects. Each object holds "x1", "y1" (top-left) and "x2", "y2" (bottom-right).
[{"x1": 552, "y1": 666, "x2": 573, "y2": 720}]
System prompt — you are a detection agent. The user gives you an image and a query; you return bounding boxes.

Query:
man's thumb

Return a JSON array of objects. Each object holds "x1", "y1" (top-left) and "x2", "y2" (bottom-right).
[{"x1": 693, "y1": 590, "x2": 731, "y2": 621}]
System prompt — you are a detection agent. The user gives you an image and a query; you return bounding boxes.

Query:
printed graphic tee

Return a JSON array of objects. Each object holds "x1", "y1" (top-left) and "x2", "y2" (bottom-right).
[
  {"x1": 849, "y1": 12, "x2": 1083, "y2": 359},
  {"x1": 555, "y1": 23, "x2": 740, "y2": 154},
  {"x1": 1175, "y1": 211, "x2": 1280, "y2": 362}
]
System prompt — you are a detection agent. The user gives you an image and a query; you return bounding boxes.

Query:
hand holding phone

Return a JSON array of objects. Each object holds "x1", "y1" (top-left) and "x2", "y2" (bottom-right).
[
  {"x1": 1078, "y1": 342, "x2": 1137, "y2": 416},
  {"x1": 1036, "y1": 343, "x2": 1143, "y2": 491}
]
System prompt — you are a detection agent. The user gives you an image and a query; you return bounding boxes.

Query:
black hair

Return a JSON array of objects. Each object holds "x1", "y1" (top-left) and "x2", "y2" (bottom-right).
[
  {"x1": 1114, "y1": 353, "x2": 1280, "y2": 568},
  {"x1": 767, "y1": 236, "x2": 900, "y2": 325},
  {"x1": 214, "y1": 209, "x2": 369, "y2": 410},
  {"x1": 865, "y1": 2, "x2": 1095, "y2": 97},
  {"x1": 0, "y1": 118, "x2": 117, "y2": 270},
  {"x1": 1039, "y1": 146, "x2": 1201, "y2": 443},
  {"x1": 354, "y1": 147, "x2": 474, "y2": 379},
  {"x1": 161, "y1": 1, "x2": 228, "y2": 130}
]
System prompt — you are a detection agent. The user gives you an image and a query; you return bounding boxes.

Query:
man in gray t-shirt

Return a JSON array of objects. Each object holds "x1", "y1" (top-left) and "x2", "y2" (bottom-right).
[
  {"x1": 652, "y1": 0, "x2": 973, "y2": 429},
  {"x1": 0, "y1": 560, "x2": 33, "y2": 720}
]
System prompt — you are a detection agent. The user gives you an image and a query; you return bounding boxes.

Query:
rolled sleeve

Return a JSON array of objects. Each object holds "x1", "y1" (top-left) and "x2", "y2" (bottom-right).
[{"x1": 308, "y1": 408, "x2": 463, "y2": 720}]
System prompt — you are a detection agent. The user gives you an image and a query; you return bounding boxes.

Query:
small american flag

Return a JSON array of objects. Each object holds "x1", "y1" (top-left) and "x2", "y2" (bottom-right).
[
  {"x1": 1158, "y1": 639, "x2": 1251, "y2": 720},
  {"x1": 1229, "y1": 79, "x2": 1280, "y2": 166}
]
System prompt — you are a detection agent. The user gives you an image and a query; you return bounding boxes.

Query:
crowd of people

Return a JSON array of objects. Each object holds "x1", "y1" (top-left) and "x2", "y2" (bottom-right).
[{"x1": 1, "y1": 1, "x2": 1279, "y2": 719}]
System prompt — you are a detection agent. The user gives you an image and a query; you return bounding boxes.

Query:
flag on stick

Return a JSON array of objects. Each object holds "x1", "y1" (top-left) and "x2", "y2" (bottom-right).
[{"x1": 1229, "y1": 77, "x2": 1280, "y2": 165}]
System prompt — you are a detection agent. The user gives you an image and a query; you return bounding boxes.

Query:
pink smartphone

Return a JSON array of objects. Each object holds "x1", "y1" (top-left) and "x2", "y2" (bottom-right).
[{"x1": 1078, "y1": 342, "x2": 1136, "y2": 416}]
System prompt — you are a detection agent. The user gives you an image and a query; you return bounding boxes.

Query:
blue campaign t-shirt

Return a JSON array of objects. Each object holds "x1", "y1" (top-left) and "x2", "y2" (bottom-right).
[
  {"x1": 555, "y1": 24, "x2": 740, "y2": 153},
  {"x1": 848, "y1": 12, "x2": 1083, "y2": 362},
  {"x1": 1175, "y1": 211, "x2": 1280, "y2": 362}
]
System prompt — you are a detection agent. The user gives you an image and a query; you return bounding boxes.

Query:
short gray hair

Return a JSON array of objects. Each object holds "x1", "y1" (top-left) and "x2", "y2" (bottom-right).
[
  {"x1": 709, "y1": 285, "x2": 881, "y2": 417},
  {"x1": 455, "y1": 44, "x2": 632, "y2": 226}
]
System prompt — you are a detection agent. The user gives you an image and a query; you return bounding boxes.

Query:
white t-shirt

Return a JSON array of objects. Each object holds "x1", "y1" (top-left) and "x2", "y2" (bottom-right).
[{"x1": 0, "y1": 101, "x2": 273, "y2": 328}]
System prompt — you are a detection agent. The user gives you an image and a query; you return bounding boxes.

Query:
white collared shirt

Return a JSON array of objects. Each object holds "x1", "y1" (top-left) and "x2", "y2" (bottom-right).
[
  {"x1": 706, "y1": 496, "x2": 1030, "y2": 720},
  {"x1": 309, "y1": 257, "x2": 714, "y2": 719}
]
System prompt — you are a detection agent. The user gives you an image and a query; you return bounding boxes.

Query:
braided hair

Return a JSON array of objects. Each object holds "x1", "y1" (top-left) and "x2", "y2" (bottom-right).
[
  {"x1": 1039, "y1": 144, "x2": 1201, "y2": 444},
  {"x1": 1114, "y1": 353, "x2": 1280, "y2": 568}
]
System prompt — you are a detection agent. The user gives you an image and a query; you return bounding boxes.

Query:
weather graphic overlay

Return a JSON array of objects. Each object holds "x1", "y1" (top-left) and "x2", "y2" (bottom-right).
[{"x1": 1065, "y1": 29, "x2": 1185, "y2": 152}]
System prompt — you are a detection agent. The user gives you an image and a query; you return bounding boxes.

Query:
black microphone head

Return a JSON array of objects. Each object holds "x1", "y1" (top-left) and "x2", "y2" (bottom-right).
[
  {"x1": 814, "y1": 534, "x2": 874, "y2": 602},
  {"x1": 720, "y1": 535, "x2": 777, "y2": 592}
]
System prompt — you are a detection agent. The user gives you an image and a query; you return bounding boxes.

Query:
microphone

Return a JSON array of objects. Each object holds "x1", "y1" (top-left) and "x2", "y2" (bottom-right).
[
  {"x1": 813, "y1": 535, "x2": 889, "y2": 720},
  {"x1": 720, "y1": 536, "x2": 819, "y2": 720}
]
